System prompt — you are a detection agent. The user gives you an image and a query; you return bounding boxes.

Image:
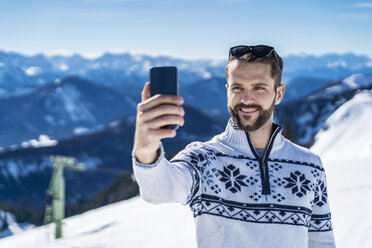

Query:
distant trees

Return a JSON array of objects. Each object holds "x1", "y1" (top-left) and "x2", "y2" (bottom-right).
[
  {"x1": 282, "y1": 118, "x2": 295, "y2": 143},
  {"x1": 65, "y1": 171, "x2": 139, "y2": 217}
]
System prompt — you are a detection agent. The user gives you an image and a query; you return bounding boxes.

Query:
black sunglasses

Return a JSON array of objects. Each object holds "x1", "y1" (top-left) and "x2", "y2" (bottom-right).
[{"x1": 229, "y1": 45, "x2": 281, "y2": 73}]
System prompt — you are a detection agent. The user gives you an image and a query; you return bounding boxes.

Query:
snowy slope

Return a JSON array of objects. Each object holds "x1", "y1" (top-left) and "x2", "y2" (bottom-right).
[
  {"x1": 0, "y1": 198, "x2": 197, "y2": 248},
  {"x1": 311, "y1": 90, "x2": 372, "y2": 161},
  {"x1": 311, "y1": 90, "x2": 372, "y2": 248},
  {"x1": 1, "y1": 91, "x2": 372, "y2": 248}
]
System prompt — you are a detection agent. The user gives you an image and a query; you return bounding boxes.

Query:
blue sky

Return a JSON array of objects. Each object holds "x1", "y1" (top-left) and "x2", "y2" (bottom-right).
[{"x1": 1, "y1": 0, "x2": 372, "y2": 59}]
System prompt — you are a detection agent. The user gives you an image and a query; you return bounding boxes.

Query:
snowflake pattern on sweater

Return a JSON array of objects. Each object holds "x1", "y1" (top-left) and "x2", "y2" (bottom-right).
[{"x1": 169, "y1": 120, "x2": 333, "y2": 233}]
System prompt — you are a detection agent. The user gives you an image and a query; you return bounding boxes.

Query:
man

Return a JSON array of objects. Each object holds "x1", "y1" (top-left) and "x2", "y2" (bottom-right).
[{"x1": 132, "y1": 45, "x2": 336, "y2": 248}]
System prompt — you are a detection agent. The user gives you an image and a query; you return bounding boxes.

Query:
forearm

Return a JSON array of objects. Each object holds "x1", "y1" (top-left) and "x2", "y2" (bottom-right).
[{"x1": 132, "y1": 144, "x2": 194, "y2": 205}]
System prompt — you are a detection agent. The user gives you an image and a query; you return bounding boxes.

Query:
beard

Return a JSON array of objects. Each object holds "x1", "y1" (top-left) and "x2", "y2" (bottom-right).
[{"x1": 228, "y1": 97, "x2": 276, "y2": 132}]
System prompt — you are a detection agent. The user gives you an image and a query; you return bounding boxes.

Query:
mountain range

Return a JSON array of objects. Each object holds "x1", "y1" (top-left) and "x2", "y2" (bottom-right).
[
  {"x1": 0, "y1": 76, "x2": 137, "y2": 148},
  {"x1": 1, "y1": 50, "x2": 372, "y2": 94}
]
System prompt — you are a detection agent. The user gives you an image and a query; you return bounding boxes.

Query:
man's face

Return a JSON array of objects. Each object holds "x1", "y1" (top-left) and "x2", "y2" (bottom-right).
[{"x1": 226, "y1": 60, "x2": 284, "y2": 132}]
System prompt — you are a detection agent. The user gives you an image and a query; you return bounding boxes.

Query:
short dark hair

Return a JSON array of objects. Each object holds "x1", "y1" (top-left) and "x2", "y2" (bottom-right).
[{"x1": 225, "y1": 52, "x2": 284, "y2": 88}]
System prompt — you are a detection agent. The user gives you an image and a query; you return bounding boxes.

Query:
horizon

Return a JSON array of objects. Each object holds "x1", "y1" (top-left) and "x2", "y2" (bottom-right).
[{"x1": 1, "y1": 48, "x2": 371, "y2": 61}]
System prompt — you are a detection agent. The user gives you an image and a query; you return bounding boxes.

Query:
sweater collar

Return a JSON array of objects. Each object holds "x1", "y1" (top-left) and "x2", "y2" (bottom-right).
[{"x1": 218, "y1": 118, "x2": 284, "y2": 156}]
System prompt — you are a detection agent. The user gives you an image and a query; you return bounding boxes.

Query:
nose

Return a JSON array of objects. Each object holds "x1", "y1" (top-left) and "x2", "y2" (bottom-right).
[{"x1": 241, "y1": 90, "x2": 254, "y2": 104}]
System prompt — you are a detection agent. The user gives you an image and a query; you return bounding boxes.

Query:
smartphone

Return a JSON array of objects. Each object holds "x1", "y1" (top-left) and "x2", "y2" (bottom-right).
[{"x1": 150, "y1": 66, "x2": 179, "y2": 130}]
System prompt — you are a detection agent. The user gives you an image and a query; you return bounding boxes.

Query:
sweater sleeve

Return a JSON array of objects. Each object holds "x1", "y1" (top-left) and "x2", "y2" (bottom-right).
[
  {"x1": 132, "y1": 142, "x2": 201, "y2": 206},
  {"x1": 308, "y1": 161, "x2": 337, "y2": 248}
]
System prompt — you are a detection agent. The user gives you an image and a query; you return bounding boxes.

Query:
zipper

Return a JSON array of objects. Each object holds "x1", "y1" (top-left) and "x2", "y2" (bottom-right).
[{"x1": 245, "y1": 124, "x2": 281, "y2": 195}]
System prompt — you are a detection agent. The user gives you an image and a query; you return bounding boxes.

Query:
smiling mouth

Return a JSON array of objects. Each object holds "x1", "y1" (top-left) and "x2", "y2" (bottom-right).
[{"x1": 239, "y1": 108, "x2": 258, "y2": 114}]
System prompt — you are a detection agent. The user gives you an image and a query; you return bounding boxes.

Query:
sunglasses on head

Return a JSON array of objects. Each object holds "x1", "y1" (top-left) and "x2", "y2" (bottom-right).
[{"x1": 229, "y1": 45, "x2": 281, "y2": 73}]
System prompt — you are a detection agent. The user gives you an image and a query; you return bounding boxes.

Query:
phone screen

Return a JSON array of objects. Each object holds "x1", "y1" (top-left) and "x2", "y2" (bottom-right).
[
  {"x1": 150, "y1": 66, "x2": 179, "y2": 130},
  {"x1": 150, "y1": 66, "x2": 177, "y2": 97}
]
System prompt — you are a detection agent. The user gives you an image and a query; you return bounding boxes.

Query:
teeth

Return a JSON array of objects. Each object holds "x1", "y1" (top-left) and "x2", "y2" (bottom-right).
[{"x1": 240, "y1": 108, "x2": 257, "y2": 113}]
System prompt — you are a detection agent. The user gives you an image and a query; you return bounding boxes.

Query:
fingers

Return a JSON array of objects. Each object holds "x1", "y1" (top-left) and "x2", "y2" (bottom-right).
[
  {"x1": 138, "y1": 94, "x2": 184, "y2": 113},
  {"x1": 145, "y1": 115, "x2": 185, "y2": 129},
  {"x1": 135, "y1": 82, "x2": 185, "y2": 151},
  {"x1": 141, "y1": 82, "x2": 151, "y2": 102},
  {"x1": 140, "y1": 104, "x2": 184, "y2": 122},
  {"x1": 148, "y1": 128, "x2": 177, "y2": 140}
]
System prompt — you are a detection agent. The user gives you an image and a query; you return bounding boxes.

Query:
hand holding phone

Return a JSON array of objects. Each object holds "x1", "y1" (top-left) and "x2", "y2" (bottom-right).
[{"x1": 133, "y1": 67, "x2": 184, "y2": 164}]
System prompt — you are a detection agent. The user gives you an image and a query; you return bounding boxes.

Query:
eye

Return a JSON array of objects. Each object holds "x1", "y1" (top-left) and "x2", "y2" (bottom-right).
[
  {"x1": 231, "y1": 86, "x2": 243, "y2": 91},
  {"x1": 254, "y1": 86, "x2": 265, "y2": 91}
]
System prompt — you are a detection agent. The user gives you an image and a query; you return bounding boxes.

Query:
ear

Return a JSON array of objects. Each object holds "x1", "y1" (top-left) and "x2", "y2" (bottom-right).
[{"x1": 275, "y1": 84, "x2": 285, "y2": 105}]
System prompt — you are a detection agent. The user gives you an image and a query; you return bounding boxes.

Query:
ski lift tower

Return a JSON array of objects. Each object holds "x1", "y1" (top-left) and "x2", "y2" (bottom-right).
[{"x1": 45, "y1": 156, "x2": 85, "y2": 239}]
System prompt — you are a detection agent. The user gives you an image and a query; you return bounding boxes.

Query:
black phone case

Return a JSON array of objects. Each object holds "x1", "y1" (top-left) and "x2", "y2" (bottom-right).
[{"x1": 150, "y1": 66, "x2": 179, "y2": 130}]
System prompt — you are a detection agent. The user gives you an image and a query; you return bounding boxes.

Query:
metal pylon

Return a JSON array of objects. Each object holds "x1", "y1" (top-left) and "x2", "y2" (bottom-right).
[{"x1": 44, "y1": 156, "x2": 85, "y2": 239}]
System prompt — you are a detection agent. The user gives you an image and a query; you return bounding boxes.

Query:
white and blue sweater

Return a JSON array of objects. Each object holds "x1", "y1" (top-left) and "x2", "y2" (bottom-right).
[{"x1": 133, "y1": 118, "x2": 336, "y2": 248}]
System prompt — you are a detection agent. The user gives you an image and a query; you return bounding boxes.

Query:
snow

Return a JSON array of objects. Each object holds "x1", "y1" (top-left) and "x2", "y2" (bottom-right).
[
  {"x1": 91, "y1": 63, "x2": 101, "y2": 69},
  {"x1": 0, "y1": 198, "x2": 196, "y2": 248},
  {"x1": 342, "y1": 74, "x2": 372, "y2": 89},
  {"x1": 21, "y1": 135, "x2": 58, "y2": 149},
  {"x1": 1, "y1": 91, "x2": 372, "y2": 247},
  {"x1": 73, "y1": 127, "x2": 90, "y2": 135},
  {"x1": 310, "y1": 73, "x2": 372, "y2": 97},
  {"x1": 24, "y1": 67, "x2": 42, "y2": 76},
  {"x1": 311, "y1": 90, "x2": 372, "y2": 161},
  {"x1": 141, "y1": 60, "x2": 152, "y2": 73},
  {"x1": 200, "y1": 70, "x2": 212, "y2": 79},
  {"x1": 46, "y1": 85, "x2": 96, "y2": 123},
  {"x1": 108, "y1": 120, "x2": 121, "y2": 128},
  {"x1": 5, "y1": 161, "x2": 19, "y2": 180},
  {"x1": 58, "y1": 64, "x2": 69, "y2": 71},
  {"x1": 327, "y1": 61, "x2": 347, "y2": 68},
  {"x1": 0, "y1": 149, "x2": 56, "y2": 180},
  {"x1": 54, "y1": 79, "x2": 62, "y2": 85},
  {"x1": 73, "y1": 125, "x2": 104, "y2": 136},
  {"x1": 311, "y1": 90, "x2": 372, "y2": 248}
]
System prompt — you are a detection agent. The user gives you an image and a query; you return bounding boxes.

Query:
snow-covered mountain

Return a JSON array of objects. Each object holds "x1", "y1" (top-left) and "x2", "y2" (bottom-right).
[
  {"x1": 2, "y1": 71, "x2": 370, "y2": 149},
  {"x1": 1, "y1": 49, "x2": 372, "y2": 147},
  {"x1": 0, "y1": 51, "x2": 226, "y2": 95},
  {"x1": 1, "y1": 50, "x2": 371, "y2": 96},
  {"x1": 283, "y1": 53, "x2": 372, "y2": 81},
  {"x1": 275, "y1": 73, "x2": 372, "y2": 146},
  {"x1": 0, "y1": 88, "x2": 371, "y2": 248},
  {"x1": 282, "y1": 76, "x2": 331, "y2": 103},
  {"x1": 311, "y1": 90, "x2": 372, "y2": 161},
  {"x1": 0, "y1": 76, "x2": 137, "y2": 148}
]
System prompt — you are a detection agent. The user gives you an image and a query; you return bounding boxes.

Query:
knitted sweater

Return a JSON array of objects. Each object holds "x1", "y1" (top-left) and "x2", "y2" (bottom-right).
[{"x1": 133, "y1": 118, "x2": 336, "y2": 248}]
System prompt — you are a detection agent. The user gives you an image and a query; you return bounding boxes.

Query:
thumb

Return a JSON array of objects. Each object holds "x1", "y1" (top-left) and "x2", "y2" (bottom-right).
[{"x1": 141, "y1": 82, "x2": 151, "y2": 102}]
